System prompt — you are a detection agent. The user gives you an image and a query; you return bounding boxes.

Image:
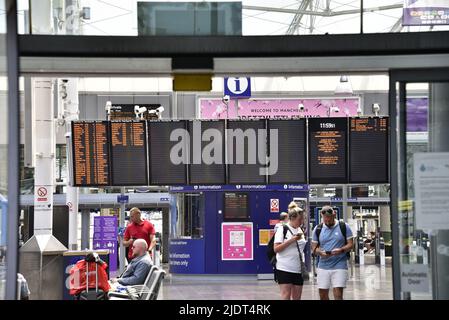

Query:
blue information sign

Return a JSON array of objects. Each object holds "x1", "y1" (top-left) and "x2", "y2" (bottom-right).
[
  {"x1": 224, "y1": 77, "x2": 251, "y2": 98},
  {"x1": 117, "y1": 195, "x2": 129, "y2": 203}
]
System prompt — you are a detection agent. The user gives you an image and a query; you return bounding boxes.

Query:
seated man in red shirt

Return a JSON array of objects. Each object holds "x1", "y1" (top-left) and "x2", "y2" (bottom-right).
[{"x1": 123, "y1": 207, "x2": 156, "y2": 262}]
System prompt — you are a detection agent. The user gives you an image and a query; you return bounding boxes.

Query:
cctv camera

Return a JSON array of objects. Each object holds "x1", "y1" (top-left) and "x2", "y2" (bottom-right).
[
  {"x1": 372, "y1": 103, "x2": 380, "y2": 115},
  {"x1": 105, "y1": 101, "x2": 112, "y2": 113},
  {"x1": 298, "y1": 103, "x2": 305, "y2": 112},
  {"x1": 134, "y1": 105, "x2": 140, "y2": 113},
  {"x1": 331, "y1": 106, "x2": 340, "y2": 113},
  {"x1": 156, "y1": 106, "x2": 165, "y2": 113},
  {"x1": 138, "y1": 107, "x2": 147, "y2": 114},
  {"x1": 222, "y1": 95, "x2": 230, "y2": 103}
]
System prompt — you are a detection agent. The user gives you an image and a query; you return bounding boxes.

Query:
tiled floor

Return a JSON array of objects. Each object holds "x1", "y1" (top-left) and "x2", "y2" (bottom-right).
[{"x1": 159, "y1": 263, "x2": 393, "y2": 300}]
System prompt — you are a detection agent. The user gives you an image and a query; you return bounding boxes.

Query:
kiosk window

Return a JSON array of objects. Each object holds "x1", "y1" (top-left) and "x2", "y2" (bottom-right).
[
  {"x1": 224, "y1": 192, "x2": 249, "y2": 221},
  {"x1": 175, "y1": 193, "x2": 204, "y2": 239}
]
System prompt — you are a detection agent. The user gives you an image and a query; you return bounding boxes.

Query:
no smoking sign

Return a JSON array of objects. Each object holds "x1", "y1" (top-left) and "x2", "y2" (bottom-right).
[
  {"x1": 270, "y1": 199, "x2": 279, "y2": 213},
  {"x1": 37, "y1": 187, "x2": 47, "y2": 197}
]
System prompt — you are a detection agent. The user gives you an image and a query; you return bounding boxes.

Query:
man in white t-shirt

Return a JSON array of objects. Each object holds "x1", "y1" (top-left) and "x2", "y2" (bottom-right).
[{"x1": 273, "y1": 207, "x2": 307, "y2": 300}]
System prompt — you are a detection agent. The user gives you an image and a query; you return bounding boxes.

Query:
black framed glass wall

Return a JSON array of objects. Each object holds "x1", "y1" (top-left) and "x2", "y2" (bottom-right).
[
  {"x1": 0, "y1": 0, "x2": 7, "y2": 299},
  {"x1": 16, "y1": 0, "x2": 449, "y2": 36},
  {"x1": 390, "y1": 68, "x2": 449, "y2": 300},
  {"x1": 1, "y1": 0, "x2": 20, "y2": 300}
]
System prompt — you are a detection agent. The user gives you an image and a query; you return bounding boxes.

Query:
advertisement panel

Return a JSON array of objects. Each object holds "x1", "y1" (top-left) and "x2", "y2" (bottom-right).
[
  {"x1": 199, "y1": 97, "x2": 360, "y2": 119},
  {"x1": 403, "y1": 0, "x2": 449, "y2": 26},
  {"x1": 93, "y1": 216, "x2": 118, "y2": 272},
  {"x1": 407, "y1": 97, "x2": 428, "y2": 132},
  {"x1": 221, "y1": 222, "x2": 253, "y2": 260}
]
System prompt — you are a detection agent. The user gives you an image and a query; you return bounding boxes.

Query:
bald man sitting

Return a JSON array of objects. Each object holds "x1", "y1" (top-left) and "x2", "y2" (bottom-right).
[{"x1": 110, "y1": 239, "x2": 152, "y2": 286}]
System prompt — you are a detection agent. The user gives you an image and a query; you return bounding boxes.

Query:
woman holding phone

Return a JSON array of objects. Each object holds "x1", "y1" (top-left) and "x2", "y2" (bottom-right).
[{"x1": 273, "y1": 206, "x2": 307, "y2": 300}]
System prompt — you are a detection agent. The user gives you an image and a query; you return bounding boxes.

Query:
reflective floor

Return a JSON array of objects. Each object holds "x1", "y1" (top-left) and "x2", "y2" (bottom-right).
[{"x1": 159, "y1": 262, "x2": 393, "y2": 300}]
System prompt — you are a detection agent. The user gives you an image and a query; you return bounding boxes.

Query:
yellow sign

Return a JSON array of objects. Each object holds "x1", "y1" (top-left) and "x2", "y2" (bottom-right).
[
  {"x1": 173, "y1": 74, "x2": 212, "y2": 91},
  {"x1": 259, "y1": 229, "x2": 275, "y2": 246},
  {"x1": 398, "y1": 200, "x2": 414, "y2": 211}
]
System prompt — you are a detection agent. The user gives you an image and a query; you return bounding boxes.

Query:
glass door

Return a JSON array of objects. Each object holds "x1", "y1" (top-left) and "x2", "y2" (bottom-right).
[{"x1": 390, "y1": 69, "x2": 449, "y2": 300}]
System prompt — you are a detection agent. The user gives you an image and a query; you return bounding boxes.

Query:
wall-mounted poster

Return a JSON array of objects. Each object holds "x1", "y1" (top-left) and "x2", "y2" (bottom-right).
[
  {"x1": 221, "y1": 222, "x2": 253, "y2": 260},
  {"x1": 259, "y1": 229, "x2": 275, "y2": 246},
  {"x1": 407, "y1": 97, "x2": 428, "y2": 132}
]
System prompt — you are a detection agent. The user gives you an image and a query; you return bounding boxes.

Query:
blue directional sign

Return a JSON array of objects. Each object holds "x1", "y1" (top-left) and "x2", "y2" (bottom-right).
[
  {"x1": 224, "y1": 77, "x2": 251, "y2": 98},
  {"x1": 117, "y1": 195, "x2": 129, "y2": 203}
]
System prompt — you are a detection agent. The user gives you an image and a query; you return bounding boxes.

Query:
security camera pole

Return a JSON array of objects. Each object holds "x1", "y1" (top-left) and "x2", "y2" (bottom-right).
[{"x1": 63, "y1": 78, "x2": 80, "y2": 250}]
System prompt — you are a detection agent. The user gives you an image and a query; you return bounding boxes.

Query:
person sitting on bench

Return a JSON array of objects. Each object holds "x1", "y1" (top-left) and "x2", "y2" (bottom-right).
[{"x1": 110, "y1": 239, "x2": 152, "y2": 286}]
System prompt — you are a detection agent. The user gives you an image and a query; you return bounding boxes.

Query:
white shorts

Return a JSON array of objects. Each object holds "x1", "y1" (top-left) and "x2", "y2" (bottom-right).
[{"x1": 316, "y1": 268, "x2": 348, "y2": 289}]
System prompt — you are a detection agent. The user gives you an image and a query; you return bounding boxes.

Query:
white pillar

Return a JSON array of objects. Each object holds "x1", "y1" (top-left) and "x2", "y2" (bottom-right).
[
  {"x1": 33, "y1": 78, "x2": 55, "y2": 235},
  {"x1": 61, "y1": 78, "x2": 80, "y2": 250}
]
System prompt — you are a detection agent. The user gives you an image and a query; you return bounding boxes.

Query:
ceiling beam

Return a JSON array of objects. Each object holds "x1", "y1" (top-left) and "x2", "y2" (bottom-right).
[{"x1": 243, "y1": 4, "x2": 403, "y2": 17}]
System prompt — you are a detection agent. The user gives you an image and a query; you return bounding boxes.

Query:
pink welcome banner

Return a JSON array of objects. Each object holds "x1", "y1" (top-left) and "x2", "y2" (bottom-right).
[
  {"x1": 221, "y1": 222, "x2": 253, "y2": 261},
  {"x1": 200, "y1": 97, "x2": 360, "y2": 119}
]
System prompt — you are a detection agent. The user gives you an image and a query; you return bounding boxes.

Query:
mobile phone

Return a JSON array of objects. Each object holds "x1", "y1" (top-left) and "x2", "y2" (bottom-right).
[{"x1": 325, "y1": 251, "x2": 332, "y2": 255}]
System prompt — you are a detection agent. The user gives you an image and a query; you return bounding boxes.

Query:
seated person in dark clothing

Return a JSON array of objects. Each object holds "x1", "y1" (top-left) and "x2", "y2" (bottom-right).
[
  {"x1": 364, "y1": 232, "x2": 376, "y2": 253},
  {"x1": 110, "y1": 239, "x2": 152, "y2": 286}
]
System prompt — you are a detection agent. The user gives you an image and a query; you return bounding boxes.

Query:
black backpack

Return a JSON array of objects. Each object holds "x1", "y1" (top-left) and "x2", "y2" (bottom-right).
[
  {"x1": 314, "y1": 220, "x2": 351, "y2": 259},
  {"x1": 266, "y1": 225, "x2": 289, "y2": 266}
]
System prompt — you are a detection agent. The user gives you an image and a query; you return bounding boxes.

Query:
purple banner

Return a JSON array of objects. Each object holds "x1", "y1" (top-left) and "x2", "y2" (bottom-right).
[
  {"x1": 93, "y1": 216, "x2": 118, "y2": 272},
  {"x1": 407, "y1": 97, "x2": 428, "y2": 132},
  {"x1": 403, "y1": 1, "x2": 449, "y2": 26}
]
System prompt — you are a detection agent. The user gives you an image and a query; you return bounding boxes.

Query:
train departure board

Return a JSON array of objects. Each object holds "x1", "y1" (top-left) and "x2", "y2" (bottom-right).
[
  {"x1": 308, "y1": 117, "x2": 348, "y2": 184},
  {"x1": 110, "y1": 121, "x2": 148, "y2": 186},
  {"x1": 72, "y1": 121, "x2": 110, "y2": 186},
  {"x1": 349, "y1": 117, "x2": 389, "y2": 183},
  {"x1": 224, "y1": 192, "x2": 249, "y2": 221},
  {"x1": 189, "y1": 120, "x2": 226, "y2": 185},
  {"x1": 148, "y1": 121, "x2": 187, "y2": 185},
  {"x1": 227, "y1": 120, "x2": 267, "y2": 184},
  {"x1": 268, "y1": 119, "x2": 307, "y2": 184}
]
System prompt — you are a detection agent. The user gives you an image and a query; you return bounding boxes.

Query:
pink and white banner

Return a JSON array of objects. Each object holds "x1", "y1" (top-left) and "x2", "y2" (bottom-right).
[
  {"x1": 221, "y1": 222, "x2": 253, "y2": 261},
  {"x1": 199, "y1": 97, "x2": 360, "y2": 119}
]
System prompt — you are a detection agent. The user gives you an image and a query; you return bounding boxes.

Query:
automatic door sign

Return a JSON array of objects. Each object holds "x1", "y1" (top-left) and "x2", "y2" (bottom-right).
[
  {"x1": 270, "y1": 199, "x2": 280, "y2": 213},
  {"x1": 401, "y1": 264, "x2": 430, "y2": 293}
]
